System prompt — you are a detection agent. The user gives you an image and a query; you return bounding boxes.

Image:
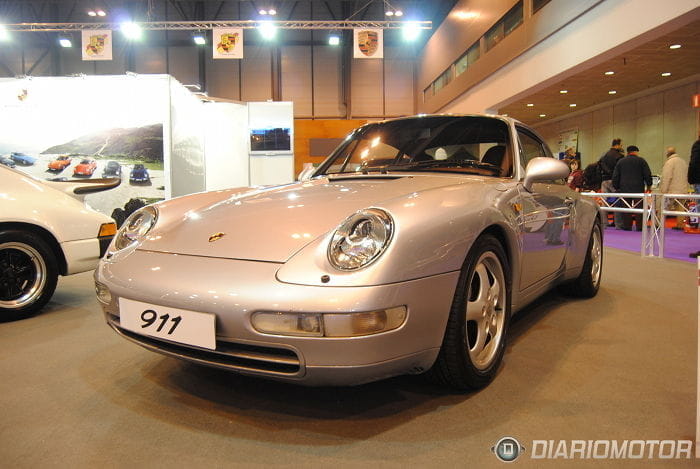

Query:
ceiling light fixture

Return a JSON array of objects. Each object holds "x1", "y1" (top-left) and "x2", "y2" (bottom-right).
[
  {"x1": 608, "y1": 90, "x2": 617, "y2": 95},
  {"x1": 394, "y1": 10, "x2": 403, "y2": 17},
  {"x1": 526, "y1": 103, "x2": 534, "y2": 107},
  {"x1": 120, "y1": 21, "x2": 142, "y2": 40},
  {"x1": 328, "y1": 33, "x2": 340, "y2": 46},
  {"x1": 569, "y1": 104, "x2": 577, "y2": 107},
  {"x1": 258, "y1": 21, "x2": 277, "y2": 40},
  {"x1": 402, "y1": 22, "x2": 421, "y2": 41},
  {"x1": 604, "y1": 71, "x2": 615, "y2": 75},
  {"x1": 0, "y1": 25, "x2": 8, "y2": 41},
  {"x1": 58, "y1": 35, "x2": 72, "y2": 47},
  {"x1": 192, "y1": 31, "x2": 205, "y2": 45},
  {"x1": 661, "y1": 72, "x2": 671, "y2": 77},
  {"x1": 87, "y1": 10, "x2": 97, "y2": 17},
  {"x1": 259, "y1": 8, "x2": 277, "y2": 15},
  {"x1": 559, "y1": 90, "x2": 568, "y2": 94},
  {"x1": 539, "y1": 114, "x2": 546, "y2": 117},
  {"x1": 385, "y1": 10, "x2": 394, "y2": 16},
  {"x1": 96, "y1": 10, "x2": 106, "y2": 17},
  {"x1": 669, "y1": 44, "x2": 681, "y2": 49}
]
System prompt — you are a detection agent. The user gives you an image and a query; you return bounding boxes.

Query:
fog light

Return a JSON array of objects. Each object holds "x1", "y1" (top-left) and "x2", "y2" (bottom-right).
[
  {"x1": 95, "y1": 281, "x2": 112, "y2": 304},
  {"x1": 252, "y1": 312, "x2": 323, "y2": 337},
  {"x1": 324, "y1": 306, "x2": 406, "y2": 337}
]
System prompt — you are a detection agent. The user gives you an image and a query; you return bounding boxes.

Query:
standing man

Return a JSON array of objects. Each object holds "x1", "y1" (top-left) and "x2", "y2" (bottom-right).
[
  {"x1": 689, "y1": 132, "x2": 700, "y2": 193},
  {"x1": 660, "y1": 146, "x2": 689, "y2": 229},
  {"x1": 600, "y1": 138, "x2": 624, "y2": 194},
  {"x1": 688, "y1": 132, "x2": 700, "y2": 257},
  {"x1": 612, "y1": 145, "x2": 652, "y2": 231}
]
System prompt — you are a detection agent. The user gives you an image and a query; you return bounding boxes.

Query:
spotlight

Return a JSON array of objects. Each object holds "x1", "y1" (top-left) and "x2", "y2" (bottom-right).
[
  {"x1": 193, "y1": 31, "x2": 206, "y2": 45},
  {"x1": 120, "y1": 21, "x2": 142, "y2": 40},
  {"x1": 268, "y1": 9, "x2": 277, "y2": 15},
  {"x1": 328, "y1": 33, "x2": 340, "y2": 46},
  {"x1": 402, "y1": 22, "x2": 421, "y2": 41},
  {"x1": 96, "y1": 10, "x2": 106, "y2": 17},
  {"x1": 258, "y1": 21, "x2": 277, "y2": 40},
  {"x1": 661, "y1": 72, "x2": 671, "y2": 77},
  {"x1": 394, "y1": 10, "x2": 403, "y2": 17},
  {"x1": 87, "y1": 10, "x2": 97, "y2": 17},
  {"x1": 0, "y1": 25, "x2": 8, "y2": 41},
  {"x1": 385, "y1": 11, "x2": 394, "y2": 16},
  {"x1": 259, "y1": 9, "x2": 268, "y2": 15},
  {"x1": 59, "y1": 36, "x2": 72, "y2": 48},
  {"x1": 669, "y1": 44, "x2": 681, "y2": 49}
]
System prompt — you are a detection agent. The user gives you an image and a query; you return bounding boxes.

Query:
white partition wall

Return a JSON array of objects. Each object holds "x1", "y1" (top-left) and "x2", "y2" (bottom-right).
[
  {"x1": 248, "y1": 101, "x2": 295, "y2": 186},
  {"x1": 168, "y1": 76, "x2": 206, "y2": 198},
  {"x1": 203, "y1": 101, "x2": 250, "y2": 190}
]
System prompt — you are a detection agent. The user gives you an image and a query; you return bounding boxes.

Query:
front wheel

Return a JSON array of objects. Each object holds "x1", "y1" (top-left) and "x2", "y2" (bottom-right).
[
  {"x1": 429, "y1": 234, "x2": 511, "y2": 391},
  {"x1": 0, "y1": 230, "x2": 58, "y2": 321}
]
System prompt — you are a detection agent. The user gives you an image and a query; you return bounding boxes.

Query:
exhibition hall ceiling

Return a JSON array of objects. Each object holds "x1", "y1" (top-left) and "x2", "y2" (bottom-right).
[
  {"x1": 0, "y1": 0, "x2": 459, "y2": 33},
  {"x1": 499, "y1": 19, "x2": 700, "y2": 125}
]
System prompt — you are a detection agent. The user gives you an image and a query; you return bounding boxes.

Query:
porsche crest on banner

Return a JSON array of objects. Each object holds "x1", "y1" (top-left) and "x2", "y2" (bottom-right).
[
  {"x1": 213, "y1": 28, "x2": 244, "y2": 59},
  {"x1": 82, "y1": 30, "x2": 112, "y2": 61},
  {"x1": 353, "y1": 28, "x2": 383, "y2": 59}
]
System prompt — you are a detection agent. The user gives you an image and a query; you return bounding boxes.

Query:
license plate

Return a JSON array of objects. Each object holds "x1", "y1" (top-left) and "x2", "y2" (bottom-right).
[{"x1": 119, "y1": 298, "x2": 216, "y2": 350}]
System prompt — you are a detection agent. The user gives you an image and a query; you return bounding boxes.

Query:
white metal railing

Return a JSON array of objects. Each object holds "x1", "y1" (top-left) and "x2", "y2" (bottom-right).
[{"x1": 580, "y1": 192, "x2": 699, "y2": 258}]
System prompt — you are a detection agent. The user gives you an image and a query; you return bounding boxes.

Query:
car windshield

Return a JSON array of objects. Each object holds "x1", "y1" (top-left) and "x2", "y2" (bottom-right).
[
  {"x1": 80, "y1": 159, "x2": 91, "y2": 164},
  {"x1": 316, "y1": 116, "x2": 512, "y2": 178},
  {"x1": 134, "y1": 164, "x2": 144, "y2": 170},
  {"x1": 57, "y1": 156, "x2": 69, "y2": 160}
]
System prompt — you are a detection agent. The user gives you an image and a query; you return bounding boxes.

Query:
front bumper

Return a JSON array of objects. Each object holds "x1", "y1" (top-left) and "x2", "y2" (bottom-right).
[{"x1": 96, "y1": 250, "x2": 459, "y2": 386}]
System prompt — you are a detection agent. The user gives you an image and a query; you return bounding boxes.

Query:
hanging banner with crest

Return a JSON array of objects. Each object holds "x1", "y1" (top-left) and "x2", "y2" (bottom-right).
[
  {"x1": 81, "y1": 30, "x2": 112, "y2": 61},
  {"x1": 213, "y1": 28, "x2": 244, "y2": 59},
  {"x1": 353, "y1": 28, "x2": 383, "y2": 59}
]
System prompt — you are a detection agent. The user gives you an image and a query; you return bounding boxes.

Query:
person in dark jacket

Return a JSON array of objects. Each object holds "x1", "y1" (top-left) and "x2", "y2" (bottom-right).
[
  {"x1": 599, "y1": 138, "x2": 624, "y2": 193},
  {"x1": 687, "y1": 133, "x2": 700, "y2": 258},
  {"x1": 612, "y1": 145, "x2": 652, "y2": 231},
  {"x1": 688, "y1": 133, "x2": 700, "y2": 193}
]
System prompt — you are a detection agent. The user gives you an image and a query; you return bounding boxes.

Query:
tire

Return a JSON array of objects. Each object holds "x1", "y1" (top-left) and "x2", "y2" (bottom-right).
[
  {"x1": 0, "y1": 230, "x2": 59, "y2": 321},
  {"x1": 561, "y1": 221, "x2": 602, "y2": 298},
  {"x1": 429, "y1": 234, "x2": 511, "y2": 391}
]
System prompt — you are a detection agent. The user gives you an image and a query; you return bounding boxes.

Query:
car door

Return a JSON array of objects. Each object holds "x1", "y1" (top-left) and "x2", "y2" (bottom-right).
[{"x1": 515, "y1": 127, "x2": 572, "y2": 290}]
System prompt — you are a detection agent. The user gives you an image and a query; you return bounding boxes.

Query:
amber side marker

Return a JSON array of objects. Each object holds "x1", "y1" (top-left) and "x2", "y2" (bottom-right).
[{"x1": 98, "y1": 223, "x2": 117, "y2": 237}]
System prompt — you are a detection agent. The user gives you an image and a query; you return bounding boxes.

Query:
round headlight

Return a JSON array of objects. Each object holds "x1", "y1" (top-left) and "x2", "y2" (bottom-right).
[
  {"x1": 113, "y1": 206, "x2": 158, "y2": 251},
  {"x1": 328, "y1": 208, "x2": 393, "y2": 270}
]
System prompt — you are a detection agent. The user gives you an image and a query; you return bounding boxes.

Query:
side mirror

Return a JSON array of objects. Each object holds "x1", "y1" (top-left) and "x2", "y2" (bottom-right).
[{"x1": 522, "y1": 157, "x2": 570, "y2": 192}]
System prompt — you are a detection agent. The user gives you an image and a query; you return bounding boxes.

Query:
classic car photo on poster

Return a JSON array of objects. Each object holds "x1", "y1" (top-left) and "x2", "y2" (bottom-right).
[{"x1": 0, "y1": 76, "x2": 167, "y2": 217}]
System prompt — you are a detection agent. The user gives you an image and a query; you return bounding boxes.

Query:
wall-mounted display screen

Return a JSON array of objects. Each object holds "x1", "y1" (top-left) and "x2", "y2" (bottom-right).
[{"x1": 250, "y1": 128, "x2": 291, "y2": 152}]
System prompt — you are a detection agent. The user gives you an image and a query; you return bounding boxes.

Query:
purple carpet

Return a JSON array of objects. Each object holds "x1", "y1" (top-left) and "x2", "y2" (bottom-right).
[{"x1": 603, "y1": 225, "x2": 700, "y2": 262}]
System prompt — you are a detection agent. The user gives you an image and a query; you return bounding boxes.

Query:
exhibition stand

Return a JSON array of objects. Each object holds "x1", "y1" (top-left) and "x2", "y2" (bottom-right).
[{"x1": 0, "y1": 74, "x2": 295, "y2": 215}]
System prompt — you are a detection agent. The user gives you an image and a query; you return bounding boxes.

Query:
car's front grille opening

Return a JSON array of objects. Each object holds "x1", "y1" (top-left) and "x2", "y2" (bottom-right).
[{"x1": 107, "y1": 316, "x2": 301, "y2": 375}]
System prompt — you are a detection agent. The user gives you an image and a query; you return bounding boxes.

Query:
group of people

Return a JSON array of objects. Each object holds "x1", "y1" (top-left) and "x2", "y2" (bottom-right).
[{"x1": 563, "y1": 134, "x2": 700, "y2": 257}]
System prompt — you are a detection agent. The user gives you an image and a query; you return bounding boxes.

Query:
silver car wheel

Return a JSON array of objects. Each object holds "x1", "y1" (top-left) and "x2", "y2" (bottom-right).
[
  {"x1": 465, "y1": 252, "x2": 506, "y2": 371},
  {"x1": 590, "y1": 226, "x2": 602, "y2": 288},
  {"x1": 0, "y1": 242, "x2": 47, "y2": 309}
]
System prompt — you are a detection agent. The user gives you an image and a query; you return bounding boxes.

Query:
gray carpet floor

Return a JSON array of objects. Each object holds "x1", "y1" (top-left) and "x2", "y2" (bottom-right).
[{"x1": 0, "y1": 248, "x2": 697, "y2": 468}]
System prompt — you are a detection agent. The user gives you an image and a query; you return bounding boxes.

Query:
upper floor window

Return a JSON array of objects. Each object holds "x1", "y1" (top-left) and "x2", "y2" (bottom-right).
[
  {"x1": 455, "y1": 42, "x2": 480, "y2": 77},
  {"x1": 485, "y1": 1, "x2": 524, "y2": 51},
  {"x1": 533, "y1": 0, "x2": 552, "y2": 14}
]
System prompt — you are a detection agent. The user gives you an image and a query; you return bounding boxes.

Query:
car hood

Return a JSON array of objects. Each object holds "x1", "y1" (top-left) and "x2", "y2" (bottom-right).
[{"x1": 138, "y1": 174, "x2": 481, "y2": 262}]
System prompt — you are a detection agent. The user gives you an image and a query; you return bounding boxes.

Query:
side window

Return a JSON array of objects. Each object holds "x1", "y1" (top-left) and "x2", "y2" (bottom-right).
[
  {"x1": 517, "y1": 129, "x2": 546, "y2": 167},
  {"x1": 517, "y1": 127, "x2": 565, "y2": 184}
]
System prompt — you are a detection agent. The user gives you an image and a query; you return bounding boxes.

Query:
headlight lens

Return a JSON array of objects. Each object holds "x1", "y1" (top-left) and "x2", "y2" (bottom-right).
[
  {"x1": 113, "y1": 206, "x2": 158, "y2": 251},
  {"x1": 328, "y1": 208, "x2": 393, "y2": 270}
]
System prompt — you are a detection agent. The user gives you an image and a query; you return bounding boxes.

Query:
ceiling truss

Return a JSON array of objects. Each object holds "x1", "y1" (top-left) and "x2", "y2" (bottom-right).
[{"x1": 2, "y1": 20, "x2": 432, "y2": 32}]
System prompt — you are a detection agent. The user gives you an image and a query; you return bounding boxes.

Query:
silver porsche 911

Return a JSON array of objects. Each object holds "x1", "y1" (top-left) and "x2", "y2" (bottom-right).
[{"x1": 95, "y1": 115, "x2": 602, "y2": 391}]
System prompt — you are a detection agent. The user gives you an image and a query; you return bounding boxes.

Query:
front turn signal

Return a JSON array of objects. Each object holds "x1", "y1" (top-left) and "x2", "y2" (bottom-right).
[{"x1": 98, "y1": 222, "x2": 117, "y2": 238}]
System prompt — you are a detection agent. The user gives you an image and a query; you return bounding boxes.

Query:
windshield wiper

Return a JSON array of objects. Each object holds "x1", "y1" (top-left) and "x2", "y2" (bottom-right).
[{"x1": 385, "y1": 159, "x2": 502, "y2": 175}]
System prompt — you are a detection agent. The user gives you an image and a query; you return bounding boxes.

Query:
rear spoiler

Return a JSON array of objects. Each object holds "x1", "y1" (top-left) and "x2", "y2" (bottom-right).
[{"x1": 43, "y1": 177, "x2": 121, "y2": 200}]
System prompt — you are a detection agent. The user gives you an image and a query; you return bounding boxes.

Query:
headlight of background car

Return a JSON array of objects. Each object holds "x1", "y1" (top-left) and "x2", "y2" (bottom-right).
[
  {"x1": 328, "y1": 208, "x2": 393, "y2": 270},
  {"x1": 113, "y1": 206, "x2": 158, "y2": 251}
]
